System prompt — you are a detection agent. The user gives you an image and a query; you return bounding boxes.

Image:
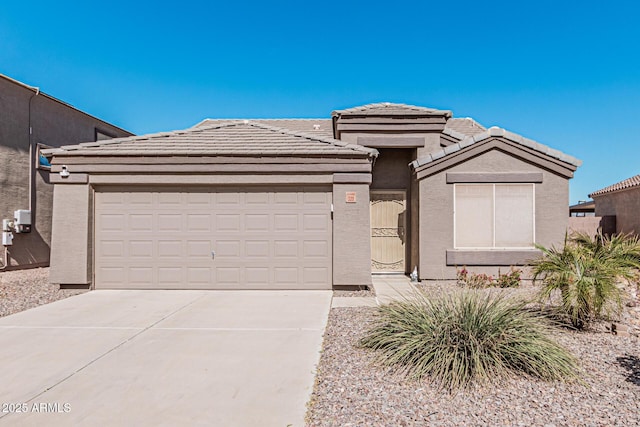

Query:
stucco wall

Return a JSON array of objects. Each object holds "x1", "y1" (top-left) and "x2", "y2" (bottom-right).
[
  {"x1": 418, "y1": 148, "x2": 569, "y2": 280},
  {"x1": 332, "y1": 183, "x2": 373, "y2": 288},
  {"x1": 49, "y1": 184, "x2": 90, "y2": 284},
  {"x1": 594, "y1": 187, "x2": 640, "y2": 235},
  {"x1": 0, "y1": 77, "x2": 130, "y2": 269}
]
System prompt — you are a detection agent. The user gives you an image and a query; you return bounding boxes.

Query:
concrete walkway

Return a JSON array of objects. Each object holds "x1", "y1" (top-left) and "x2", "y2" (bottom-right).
[
  {"x1": 331, "y1": 275, "x2": 418, "y2": 308},
  {"x1": 0, "y1": 290, "x2": 331, "y2": 426}
]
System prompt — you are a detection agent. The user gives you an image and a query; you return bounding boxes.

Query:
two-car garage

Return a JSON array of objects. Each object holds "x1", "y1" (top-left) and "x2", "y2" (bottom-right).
[
  {"x1": 94, "y1": 186, "x2": 333, "y2": 290},
  {"x1": 47, "y1": 120, "x2": 376, "y2": 290}
]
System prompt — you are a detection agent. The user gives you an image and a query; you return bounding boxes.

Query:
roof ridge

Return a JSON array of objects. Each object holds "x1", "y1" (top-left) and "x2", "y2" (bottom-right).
[
  {"x1": 43, "y1": 120, "x2": 378, "y2": 157},
  {"x1": 412, "y1": 126, "x2": 581, "y2": 169}
]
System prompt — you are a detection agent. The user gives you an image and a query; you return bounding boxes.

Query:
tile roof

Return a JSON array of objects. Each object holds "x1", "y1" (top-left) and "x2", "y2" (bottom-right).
[
  {"x1": 411, "y1": 126, "x2": 582, "y2": 169},
  {"x1": 43, "y1": 121, "x2": 377, "y2": 158},
  {"x1": 589, "y1": 174, "x2": 640, "y2": 197},
  {"x1": 332, "y1": 102, "x2": 452, "y2": 117},
  {"x1": 197, "y1": 117, "x2": 483, "y2": 138},
  {"x1": 196, "y1": 119, "x2": 334, "y2": 138},
  {"x1": 444, "y1": 117, "x2": 486, "y2": 137}
]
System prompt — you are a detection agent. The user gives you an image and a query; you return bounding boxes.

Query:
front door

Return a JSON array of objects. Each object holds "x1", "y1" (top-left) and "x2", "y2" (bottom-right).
[{"x1": 370, "y1": 191, "x2": 406, "y2": 273}]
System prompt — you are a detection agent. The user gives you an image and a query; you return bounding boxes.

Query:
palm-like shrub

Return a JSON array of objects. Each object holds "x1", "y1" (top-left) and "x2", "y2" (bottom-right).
[
  {"x1": 532, "y1": 232, "x2": 640, "y2": 329},
  {"x1": 359, "y1": 291, "x2": 578, "y2": 390}
]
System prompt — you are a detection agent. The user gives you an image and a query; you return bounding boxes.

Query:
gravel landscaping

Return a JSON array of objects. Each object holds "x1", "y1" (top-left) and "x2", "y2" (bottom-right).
[
  {"x1": 0, "y1": 267, "x2": 86, "y2": 317},
  {"x1": 307, "y1": 305, "x2": 640, "y2": 426}
]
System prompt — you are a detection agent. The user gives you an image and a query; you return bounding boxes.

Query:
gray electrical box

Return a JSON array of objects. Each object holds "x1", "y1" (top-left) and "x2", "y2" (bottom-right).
[
  {"x1": 2, "y1": 232, "x2": 13, "y2": 246},
  {"x1": 14, "y1": 209, "x2": 31, "y2": 233}
]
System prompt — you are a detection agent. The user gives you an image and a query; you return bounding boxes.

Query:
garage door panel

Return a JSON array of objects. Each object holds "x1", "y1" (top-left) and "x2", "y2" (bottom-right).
[
  {"x1": 274, "y1": 240, "x2": 298, "y2": 257},
  {"x1": 303, "y1": 240, "x2": 329, "y2": 257},
  {"x1": 158, "y1": 214, "x2": 182, "y2": 231},
  {"x1": 127, "y1": 214, "x2": 152, "y2": 232},
  {"x1": 187, "y1": 268, "x2": 211, "y2": 284},
  {"x1": 304, "y1": 267, "x2": 330, "y2": 285},
  {"x1": 245, "y1": 214, "x2": 270, "y2": 231},
  {"x1": 274, "y1": 214, "x2": 298, "y2": 231},
  {"x1": 129, "y1": 267, "x2": 153, "y2": 285},
  {"x1": 100, "y1": 214, "x2": 126, "y2": 231},
  {"x1": 217, "y1": 214, "x2": 240, "y2": 231},
  {"x1": 95, "y1": 187, "x2": 332, "y2": 290},
  {"x1": 274, "y1": 267, "x2": 298, "y2": 284},
  {"x1": 129, "y1": 240, "x2": 152, "y2": 258},
  {"x1": 216, "y1": 267, "x2": 241, "y2": 285},
  {"x1": 216, "y1": 240, "x2": 240, "y2": 258},
  {"x1": 303, "y1": 214, "x2": 329, "y2": 231},
  {"x1": 187, "y1": 214, "x2": 211, "y2": 232},
  {"x1": 187, "y1": 240, "x2": 211, "y2": 258}
]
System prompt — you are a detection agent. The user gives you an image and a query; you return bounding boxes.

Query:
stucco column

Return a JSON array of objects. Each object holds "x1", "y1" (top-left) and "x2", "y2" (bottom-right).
[
  {"x1": 332, "y1": 177, "x2": 372, "y2": 288},
  {"x1": 49, "y1": 182, "x2": 90, "y2": 285}
]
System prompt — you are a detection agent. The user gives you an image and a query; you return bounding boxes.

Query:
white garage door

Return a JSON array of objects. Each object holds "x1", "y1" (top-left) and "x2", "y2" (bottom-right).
[{"x1": 94, "y1": 186, "x2": 332, "y2": 290}]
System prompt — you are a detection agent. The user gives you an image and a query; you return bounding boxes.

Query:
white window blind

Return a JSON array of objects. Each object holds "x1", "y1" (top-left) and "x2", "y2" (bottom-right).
[{"x1": 455, "y1": 184, "x2": 534, "y2": 249}]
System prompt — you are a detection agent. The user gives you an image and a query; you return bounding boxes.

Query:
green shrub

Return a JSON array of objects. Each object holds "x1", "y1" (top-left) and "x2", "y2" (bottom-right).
[
  {"x1": 456, "y1": 267, "x2": 493, "y2": 288},
  {"x1": 496, "y1": 268, "x2": 522, "y2": 288},
  {"x1": 532, "y1": 232, "x2": 640, "y2": 329},
  {"x1": 359, "y1": 291, "x2": 578, "y2": 390}
]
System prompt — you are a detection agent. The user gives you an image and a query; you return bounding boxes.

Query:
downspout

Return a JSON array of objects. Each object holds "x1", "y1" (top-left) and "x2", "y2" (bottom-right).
[{"x1": 28, "y1": 87, "x2": 40, "y2": 213}]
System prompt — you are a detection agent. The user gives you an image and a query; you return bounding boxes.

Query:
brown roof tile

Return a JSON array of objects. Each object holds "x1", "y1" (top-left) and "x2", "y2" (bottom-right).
[
  {"x1": 412, "y1": 126, "x2": 582, "y2": 169},
  {"x1": 44, "y1": 121, "x2": 376, "y2": 158},
  {"x1": 589, "y1": 174, "x2": 640, "y2": 197},
  {"x1": 195, "y1": 119, "x2": 334, "y2": 138},
  {"x1": 445, "y1": 117, "x2": 486, "y2": 137}
]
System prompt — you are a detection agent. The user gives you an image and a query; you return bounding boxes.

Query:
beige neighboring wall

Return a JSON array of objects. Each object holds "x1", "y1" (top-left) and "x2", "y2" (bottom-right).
[
  {"x1": 0, "y1": 76, "x2": 131, "y2": 270},
  {"x1": 418, "y1": 148, "x2": 569, "y2": 280},
  {"x1": 593, "y1": 187, "x2": 640, "y2": 235}
]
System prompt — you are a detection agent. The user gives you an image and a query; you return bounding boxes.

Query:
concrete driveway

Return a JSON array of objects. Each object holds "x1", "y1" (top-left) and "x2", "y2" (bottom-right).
[{"x1": 0, "y1": 290, "x2": 331, "y2": 426}]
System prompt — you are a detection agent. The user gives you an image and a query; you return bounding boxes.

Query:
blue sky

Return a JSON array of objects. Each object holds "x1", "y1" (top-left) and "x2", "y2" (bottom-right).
[{"x1": 2, "y1": 1, "x2": 639, "y2": 203}]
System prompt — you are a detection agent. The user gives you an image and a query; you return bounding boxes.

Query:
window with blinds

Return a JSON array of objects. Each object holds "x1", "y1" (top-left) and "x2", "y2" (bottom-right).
[{"x1": 454, "y1": 184, "x2": 534, "y2": 249}]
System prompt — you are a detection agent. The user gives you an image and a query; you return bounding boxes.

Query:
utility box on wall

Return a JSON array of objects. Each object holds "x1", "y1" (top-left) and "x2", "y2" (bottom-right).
[
  {"x1": 14, "y1": 210, "x2": 31, "y2": 233},
  {"x1": 2, "y1": 232, "x2": 13, "y2": 246}
]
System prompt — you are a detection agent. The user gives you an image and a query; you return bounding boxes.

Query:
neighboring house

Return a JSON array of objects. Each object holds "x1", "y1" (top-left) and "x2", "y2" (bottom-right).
[
  {"x1": 0, "y1": 74, "x2": 133, "y2": 270},
  {"x1": 44, "y1": 103, "x2": 581, "y2": 289},
  {"x1": 569, "y1": 200, "x2": 595, "y2": 217},
  {"x1": 589, "y1": 174, "x2": 640, "y2": 235}
]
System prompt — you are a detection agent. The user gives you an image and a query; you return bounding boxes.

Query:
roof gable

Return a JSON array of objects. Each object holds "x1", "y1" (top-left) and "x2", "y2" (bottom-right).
[
  {"x1": 590, "y1": 174, "x2": 640, "y2": 197},
  {"x1": 44, "y1": 121, "x2": 377, "y2": 158},
  {"x1": 412, "y1": 127, "x2": 581, "y2": 179}
]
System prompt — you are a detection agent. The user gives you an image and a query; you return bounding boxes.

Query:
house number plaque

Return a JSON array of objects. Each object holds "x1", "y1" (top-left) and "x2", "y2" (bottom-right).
[{"x1": 345, "y1": 192, "x2": 357, "y2": 203}]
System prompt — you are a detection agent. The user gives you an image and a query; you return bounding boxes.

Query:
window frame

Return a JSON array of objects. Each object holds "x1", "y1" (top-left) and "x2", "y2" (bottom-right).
[{"x1": 453, "y1": 183, "x2": 536, "y2": 250}]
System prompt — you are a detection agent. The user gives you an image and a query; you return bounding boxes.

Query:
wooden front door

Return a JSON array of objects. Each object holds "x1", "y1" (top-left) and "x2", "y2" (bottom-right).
[{"x1": 370, "y1": 191, "x2": 406, "y2": 273}]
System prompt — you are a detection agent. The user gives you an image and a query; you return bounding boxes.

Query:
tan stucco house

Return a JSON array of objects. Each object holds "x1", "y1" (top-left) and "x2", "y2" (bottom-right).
[
  {"x1": 590, "y1": 174, "x2": 640, "y2": 235},
  {"x1": 0, "y1": 74, "x2": 133, "y2": 271},
  {"x1": 44, "y1": 103, "x2": 581, "y2": 289}
]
